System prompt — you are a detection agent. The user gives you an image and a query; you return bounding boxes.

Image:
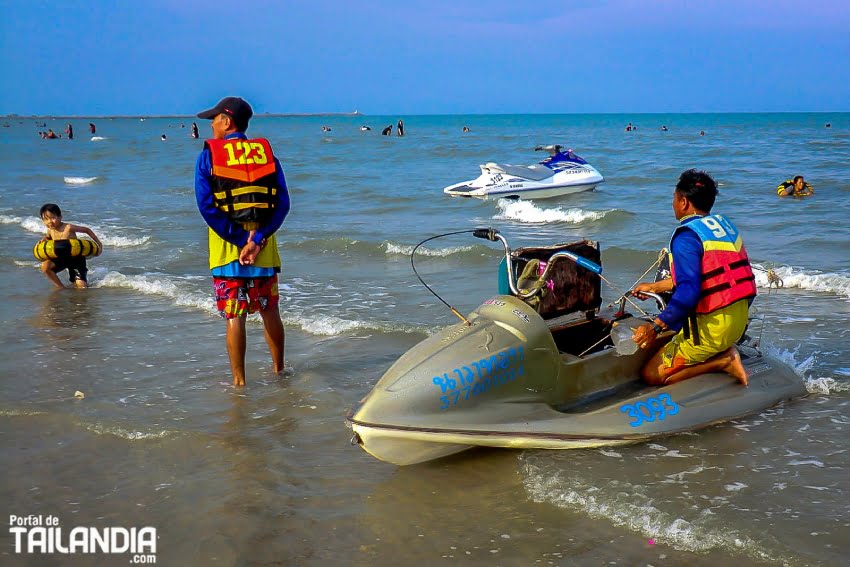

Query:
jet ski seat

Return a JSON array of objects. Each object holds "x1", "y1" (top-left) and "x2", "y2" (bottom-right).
[
  {"x1": 511, "y1": 240, "x2": 603, "y2": 323},
  {"x1": 484, "y1": 162, "x2": 555, "y2": 182}
]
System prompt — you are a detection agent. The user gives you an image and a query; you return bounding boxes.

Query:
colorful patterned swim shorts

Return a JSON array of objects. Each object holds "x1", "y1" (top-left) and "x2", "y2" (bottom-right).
[{"x1": 212, "y1": 276, "x2": 279, "y2": 319}]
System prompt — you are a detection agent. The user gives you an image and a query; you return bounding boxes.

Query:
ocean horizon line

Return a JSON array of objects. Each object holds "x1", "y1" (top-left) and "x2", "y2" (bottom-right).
[{"x1": 3, "y1": 110, "x2": 848, "y2": 120}]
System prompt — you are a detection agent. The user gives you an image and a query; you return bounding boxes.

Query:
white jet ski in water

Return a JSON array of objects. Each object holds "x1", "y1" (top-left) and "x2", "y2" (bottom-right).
[
  {"x1": 443, "y1": 145, "x2": 604, "y2": 200},
  {"x1": 347, "y1": 228, "x2": 807, "y2": 466}
]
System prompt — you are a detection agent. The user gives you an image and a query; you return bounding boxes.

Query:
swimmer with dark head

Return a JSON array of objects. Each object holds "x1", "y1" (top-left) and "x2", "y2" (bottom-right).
[
  {"x1": 381, "y1": 125, "x2": 392, "y2": 136},
  {"x1": 777, "y1": 176, "x2": 813, "y2": 197}
]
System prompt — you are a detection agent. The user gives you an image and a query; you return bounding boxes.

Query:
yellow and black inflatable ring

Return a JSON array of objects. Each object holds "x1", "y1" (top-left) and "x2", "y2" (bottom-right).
[
  {"x1": 777, "y1": 179, "x2": 814, "y2": 195},
  {"x1": 33, "y1": 239, "x2": 100, "y2": 262}
]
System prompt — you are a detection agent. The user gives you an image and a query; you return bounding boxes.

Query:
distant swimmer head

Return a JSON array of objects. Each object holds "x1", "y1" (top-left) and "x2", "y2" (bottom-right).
[
  {"x1": 161, "y1": 134, "x2": 167, "y2": 140},
  {"x1": 825, "y1": 123, "x2": 831, "y2": 128},
  {"x1": 197, "y1": 96, "x2": 253, "y2": 138},
  {"x1": 661, "y1": 125, "x2": 668, "y2": 131},
  {"x1": 700, "y1": 130, "x2": 705, "y2": 136},
  {"x1": 322, "y1": 126, "x2": 331, "y2": 132},
  {"x1": 462, "y1": 126, "x2": 470, "y2": 132},
  {"x1": 360, "y1": 126, "x2": 371, "y2": 131}
]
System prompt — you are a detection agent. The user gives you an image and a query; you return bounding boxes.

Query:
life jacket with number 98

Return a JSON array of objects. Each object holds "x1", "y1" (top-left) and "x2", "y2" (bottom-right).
[
  {"x1": 669, "y1": 214, "x2": 757, "y2": 314},
  {"x1": 206, "y1": 138, "x2": 279, "y2": 229}
]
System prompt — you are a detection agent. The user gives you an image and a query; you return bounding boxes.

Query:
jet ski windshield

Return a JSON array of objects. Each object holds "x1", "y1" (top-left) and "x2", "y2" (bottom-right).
[{"x1": 540, "y1": 149, "x2": 589, "y2": 167}]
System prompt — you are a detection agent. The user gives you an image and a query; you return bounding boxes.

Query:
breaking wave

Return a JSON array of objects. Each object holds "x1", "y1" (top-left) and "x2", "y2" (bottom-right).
[
  {"x1": 64, "y1": 176, "x2": 98, "y2": 184},
  {"x1": 494, "y1": 200, "x2": 617, "y2": 224},
  {"x1": 0, "y1": 215, "x2": 151, "y2": 247},
  {"x1": 753, "y1": 263, "x2": 850, "y2": 299}
]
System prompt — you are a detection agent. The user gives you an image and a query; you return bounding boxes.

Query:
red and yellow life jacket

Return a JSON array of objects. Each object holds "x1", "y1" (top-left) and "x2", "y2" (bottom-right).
[
  {"x1": 206, "y1": 137, "x2": 279, "y2": 229},
  {"x1": 670, "y1": 214, "x2": 757, "y2": 314}
]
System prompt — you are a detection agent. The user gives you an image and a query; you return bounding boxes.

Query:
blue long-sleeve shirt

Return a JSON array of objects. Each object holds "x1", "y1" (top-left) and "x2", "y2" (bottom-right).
[
  {"x1": 195, "y1": 132, "x2": 290, "y2": 276},
  {"x1": 657, "y1": 216, "x2": 703, "y2": 332}
]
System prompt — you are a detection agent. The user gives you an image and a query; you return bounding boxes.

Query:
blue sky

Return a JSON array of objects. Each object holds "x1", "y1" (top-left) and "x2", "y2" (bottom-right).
[{"x1": 2, "y1": 0, "x2": 848, "y2": 115}]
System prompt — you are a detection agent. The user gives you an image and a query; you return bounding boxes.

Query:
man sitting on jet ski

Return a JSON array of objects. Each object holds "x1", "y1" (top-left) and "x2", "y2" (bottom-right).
[{"x1": 630, "y1": 169, "x2": 754, "y2": 387}]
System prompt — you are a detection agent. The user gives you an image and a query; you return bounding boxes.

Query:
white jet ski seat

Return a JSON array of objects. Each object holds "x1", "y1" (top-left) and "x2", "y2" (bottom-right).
[{"x1": 483, "y1": 162, "x2": 554, "y2": 181}]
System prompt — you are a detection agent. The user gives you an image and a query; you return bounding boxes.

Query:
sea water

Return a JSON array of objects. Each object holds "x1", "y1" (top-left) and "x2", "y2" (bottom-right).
[{"x1": 0, "y1": 113, "x2": 848, "y2": 566}]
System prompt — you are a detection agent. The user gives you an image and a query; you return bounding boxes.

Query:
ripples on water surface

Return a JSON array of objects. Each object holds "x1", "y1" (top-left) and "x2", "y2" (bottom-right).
[{"x1": 0, "y1": 113, "x2": 848, "y2": 565}]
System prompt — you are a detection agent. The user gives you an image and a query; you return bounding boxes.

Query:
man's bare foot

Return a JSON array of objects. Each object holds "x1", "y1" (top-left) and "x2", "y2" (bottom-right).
[
  {"x1": 720, "y1": 347, "x2": 748, "y2": 386},
  {"x1": 233, "y1": 377, "x2": 246, "y2": 387}
]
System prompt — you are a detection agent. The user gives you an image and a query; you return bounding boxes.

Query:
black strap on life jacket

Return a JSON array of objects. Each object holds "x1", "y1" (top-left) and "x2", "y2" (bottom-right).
[{"x1": 682, "y1": 312, "x2": 701, "y2": 346}]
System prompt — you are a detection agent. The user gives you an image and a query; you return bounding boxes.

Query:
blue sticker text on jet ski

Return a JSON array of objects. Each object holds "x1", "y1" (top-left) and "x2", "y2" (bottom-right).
[
  {"x1": 619, "y1": 393, "x2": 680, "y2": 427},
  {"x1": 433, "y1": 346, "x2": 525, "y2": 410}
]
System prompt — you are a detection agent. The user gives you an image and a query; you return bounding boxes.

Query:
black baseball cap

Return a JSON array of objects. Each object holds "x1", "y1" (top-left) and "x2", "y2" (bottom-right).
[{"x1": 197, "y1": 96, "x2": 253, "y2": 130}]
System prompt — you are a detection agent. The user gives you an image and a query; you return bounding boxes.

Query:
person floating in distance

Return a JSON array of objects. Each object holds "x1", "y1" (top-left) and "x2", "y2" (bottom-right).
[
  {"x1": 381, "y1": 125, "x2": 392, "y2": 136},
  {"x1": 777, "y1": 176, "x2": 814, "y2": 197},
  {"x1": 397, "y1": 119, "x2": 404, "y2": 136},
  {"x1": 630, "y1": 169, "x2": 755, "y2": 387}
]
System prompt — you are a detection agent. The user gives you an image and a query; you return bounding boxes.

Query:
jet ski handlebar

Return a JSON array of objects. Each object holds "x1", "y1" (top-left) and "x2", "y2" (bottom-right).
[
  {"x1": 534, "y1": 144, "x2": 563, "y2": 155},
  {"x1": 473, "y1": 227, "x2": 603, "y2": 299},
  {"x1": 617, "y1": 291, "x2": 668, "y2": 314},
  {"x1": 472, "y1": 227, "x2": 500, "y2": 241}
]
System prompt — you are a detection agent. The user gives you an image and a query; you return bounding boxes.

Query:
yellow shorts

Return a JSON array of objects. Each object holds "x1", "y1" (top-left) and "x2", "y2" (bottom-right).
[{"x1": 661, "y1": 299, "x2": 749, "y2": 369}]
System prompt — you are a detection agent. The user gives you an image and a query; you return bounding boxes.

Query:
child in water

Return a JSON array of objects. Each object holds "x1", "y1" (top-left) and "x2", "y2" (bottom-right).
[{"x1": 38, "y1": 203, "x2": 102, "y2": 290}]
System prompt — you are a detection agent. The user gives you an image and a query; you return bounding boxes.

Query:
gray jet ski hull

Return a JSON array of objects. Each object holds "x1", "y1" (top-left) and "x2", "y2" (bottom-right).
[{"x1": 348, "y1": 295, "x2": 807, "y2": 466}]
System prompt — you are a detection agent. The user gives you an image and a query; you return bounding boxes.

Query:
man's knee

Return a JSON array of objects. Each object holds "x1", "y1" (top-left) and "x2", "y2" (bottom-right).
[{"x1": 641, "y1": 364, "x2": 666, "y2": 386}]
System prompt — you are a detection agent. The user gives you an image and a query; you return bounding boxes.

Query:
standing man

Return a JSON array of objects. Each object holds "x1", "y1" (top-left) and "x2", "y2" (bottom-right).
[
  {"x1": 631, "y1": 169, "x2": 754, "y2": 386},
  {"x1": 194, "y1": 96, "x2": 291, "y2": 386}
]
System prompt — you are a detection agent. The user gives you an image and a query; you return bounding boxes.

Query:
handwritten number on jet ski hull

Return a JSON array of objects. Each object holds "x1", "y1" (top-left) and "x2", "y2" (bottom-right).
[
  {"x1": 620, "y1": 393, "x2": 680, "y2": 427},
  {"x1": 434, "y1": 346, "x2": 524, "y2": 410}
]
